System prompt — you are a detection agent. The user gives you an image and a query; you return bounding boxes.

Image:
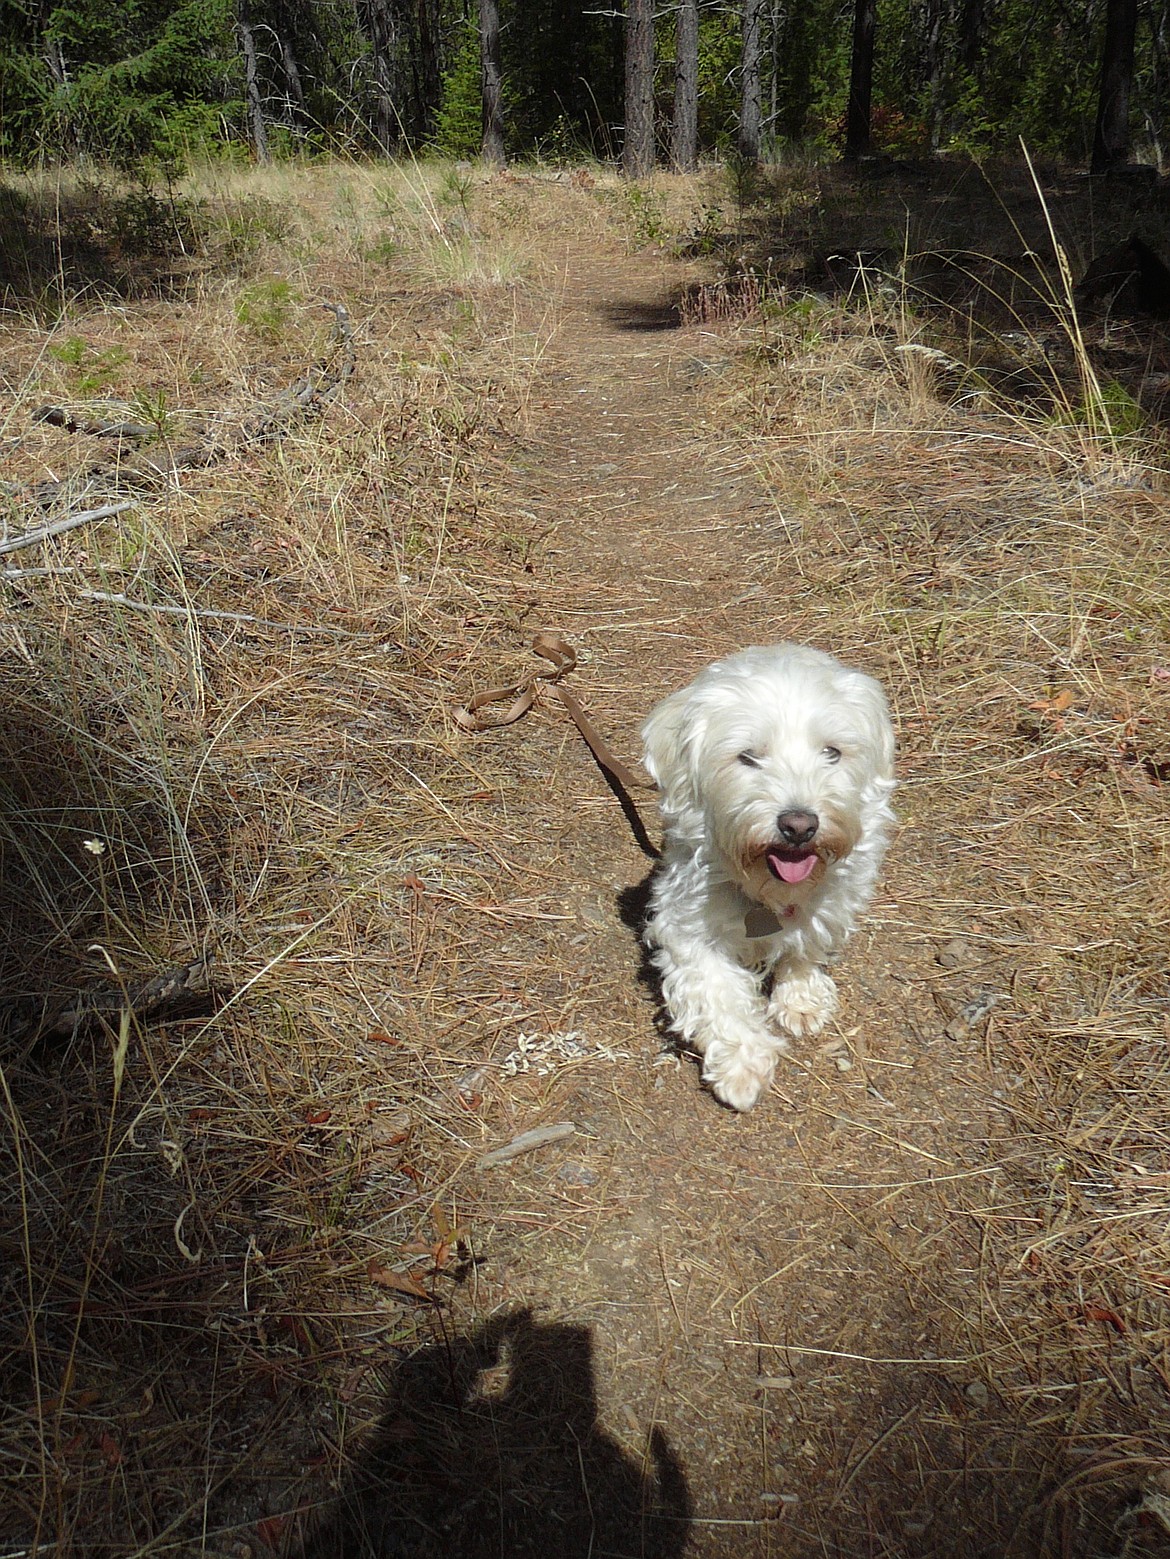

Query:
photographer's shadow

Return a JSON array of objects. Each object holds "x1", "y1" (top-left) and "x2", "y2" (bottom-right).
[{"x1": 306, "y1": 1309, "x2": 691, "y2": 1559}]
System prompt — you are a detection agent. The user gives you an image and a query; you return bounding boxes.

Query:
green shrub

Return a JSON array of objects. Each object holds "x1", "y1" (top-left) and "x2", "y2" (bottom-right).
[
  {"x1": 432, "y1": 23, "x2": 483, "y2": 160},
  {"x1": 235, "y1": 277, "x2": 299, "y2": 341}
]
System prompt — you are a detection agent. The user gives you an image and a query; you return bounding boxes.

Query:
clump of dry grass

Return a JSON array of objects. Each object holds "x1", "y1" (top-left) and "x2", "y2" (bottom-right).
[
  {"x1": 0, "y1": 157, "x2": 632, "y2": 1556},
  {"x1": 706, "y1": 192, "x2": 1170, "y2": 1545}
]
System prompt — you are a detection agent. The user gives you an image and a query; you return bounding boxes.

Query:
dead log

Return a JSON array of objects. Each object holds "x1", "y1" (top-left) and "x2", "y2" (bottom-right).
[{"x1": 5, "y1": 955, "x2": 218, "y2": 1044}]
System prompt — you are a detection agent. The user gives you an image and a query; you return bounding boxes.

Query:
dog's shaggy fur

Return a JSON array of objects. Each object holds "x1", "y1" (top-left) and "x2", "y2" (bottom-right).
[{"x1": 642, "y1": 644, "x2": 896, "y2": 1111}]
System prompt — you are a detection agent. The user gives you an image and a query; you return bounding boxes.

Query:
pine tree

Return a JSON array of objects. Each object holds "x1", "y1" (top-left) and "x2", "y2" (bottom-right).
[
  {"x1": 671, "y1": 0, "x2": 698, "y2": 170},
  {"x1": 623, "y1": 0, "x2": 655, "y2": 175},
  {"x1": 1092, "y1": 0, "x2": 1138, "y2": 170}
]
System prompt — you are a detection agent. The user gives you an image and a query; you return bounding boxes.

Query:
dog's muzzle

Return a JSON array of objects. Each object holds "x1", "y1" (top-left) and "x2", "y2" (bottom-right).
[{"x1": 764, "y1": 810, "x2": 820, "y2": 884}]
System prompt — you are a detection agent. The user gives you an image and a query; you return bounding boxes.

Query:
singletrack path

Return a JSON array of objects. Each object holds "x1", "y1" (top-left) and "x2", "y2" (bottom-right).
[{"x1": 430, "y1": 242, "x2": 1020, "y2": 1559}]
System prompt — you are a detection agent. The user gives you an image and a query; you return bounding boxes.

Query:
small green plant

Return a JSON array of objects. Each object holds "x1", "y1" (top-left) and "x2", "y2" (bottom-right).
[
  {"x1": 363, "y1": 231, "x2": 400, "y2": 265},
  {"x1": 440, "y1": 162, "x2": 475, "y2": 220},
  {"x1": 532, "y1": 114, "x2": 585, "y2": 167},
  {"x1": 1059, "y1": 378, "x2": 1145, "y2": 439},
  {"x1": 724, "y1": 150, "x2": 763, "y2": 223},
  {"x1": 684, "y1": 204, "x2": 724, "y2": 257},
  {"x1": 110, "y1": 187, "x2": 194, "y2": 256},
  {"x1": 129, "y1": 386, "x2": 173, "y2": 439},
  {"x1": 621, "y1": 185, "x2": 667, "y2": 249},
  {"x1": 48, "y1": 335, "x2": 130, "y2": 394},
  {"x1": 48, "y1": 335, "x2": 87, "y2": 367},
  {"x1": 236, "y1": 278, "x2": 299, "y2": 341}
]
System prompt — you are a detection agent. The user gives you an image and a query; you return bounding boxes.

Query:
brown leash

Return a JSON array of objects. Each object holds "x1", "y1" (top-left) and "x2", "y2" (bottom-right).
[{"x1": 452, "y1": 632, "x2": 660, "y2": 858}]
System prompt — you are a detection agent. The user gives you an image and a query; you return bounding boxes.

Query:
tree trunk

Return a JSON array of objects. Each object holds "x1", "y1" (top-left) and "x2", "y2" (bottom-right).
[
  {"x1": 843, "y1": 0, "x2": 876, "y2": 161},
  {"x1": 1091, "y1": 0, "x2": 1138, "y2": 172},
  {"x1": 42, "y1": 35, "x2": 79, "y2": 153},
  {"x1": 671, "y1": 0, "x2": 699, "y2": 171},
  {"x1": 237, "y1": 16, "x2": 271, "y2": 163},
  {"x1": 1147, "y1": 0, "x2": 1170, "y2": 167},
  {"x1": 279, "y1": 32, "x2": 307, "y2": 127},
  {"x1": 740, "y1": 0, "x2": 763, "y2": 160},
  {"x1": 957, "y1": 0, "x2": 984, "y2": 74},
  {"x1": 416, "y1": 0, "x2": 441, "y2": 140},
  {"x1": 357, "y1": 0, "x2": 400, "y2": 152},
  {"x1": 479, "y1": 0, "x2": 506, "y2": 166},
  {"x1": 923, "y1": 0, "x2": 945, "y2": 151},
  {"x1": 623, "y1": 0, "x2": 655, "y2": 177},
  {"x1": 769, "y1": 0, "x2": 781, "y2": 147}
]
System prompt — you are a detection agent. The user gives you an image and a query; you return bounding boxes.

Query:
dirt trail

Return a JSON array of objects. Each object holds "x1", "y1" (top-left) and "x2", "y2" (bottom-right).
[{"x1": 412, "y1": 246, "x2": 1024, "y2": 1559}]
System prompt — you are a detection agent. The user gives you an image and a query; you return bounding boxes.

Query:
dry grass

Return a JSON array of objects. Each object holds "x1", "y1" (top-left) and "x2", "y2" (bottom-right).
[
  {"x1": 3, "y1": 152, "x2": 1170, "y2": 1556},
  {"x1": 0, "y1": 158, "x2": 634, "y2": 1556},
  {"x1": 706, "y1": 217, "x2": 1170, "y2": 1544}
]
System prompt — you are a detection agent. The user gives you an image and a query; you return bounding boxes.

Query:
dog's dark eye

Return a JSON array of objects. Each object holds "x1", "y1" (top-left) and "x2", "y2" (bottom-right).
[
  {"x1": 737, "y1": 751, "x2": 761, "y2": 768},
  {"x1": 823, "y1": 745, "x2": 842, "y2": 764}
]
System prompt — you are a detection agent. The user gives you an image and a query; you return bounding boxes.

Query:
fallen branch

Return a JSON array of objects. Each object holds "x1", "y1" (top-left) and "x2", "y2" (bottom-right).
[
  {"x1": 24, "y1": 303, "x2": 356, "y2": 507},
  {"x1": 2, "y1": 565, "x2": 86, "y2": 581},
  {"x1": 6, "y1": 947, "x2": 219, "y2": 1047},
  {"x1": 32, "y1": 405, "x2": 159, "y2": 442},
  {"x1": 0, "y1": 500, "x2": 134, "y2": 558},
  {"x1": 6, "y1": 955, "x2": 218, "y2": 1044},
  {"x1": 477, "y1": 1120, "x2": 576, "y2": 1169},
  {"x1": 76, "y1": 589, "x2": 362, "y2": 637}
]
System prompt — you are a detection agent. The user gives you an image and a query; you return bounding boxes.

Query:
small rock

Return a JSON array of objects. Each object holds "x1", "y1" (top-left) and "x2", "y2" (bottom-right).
[
  {"x1": 936, "y1": 937, "x2": 970, "y2": 968},
  {"x1": 557, "y1": 1161, "x2": 599, "y2": 1186},
  {"x1": 965, "y1": 1379, "x2": 989, "y2": 1407},
  {"x1": 757, "y1": 1373, "x2": 795, "y2": 1390},
  {"x1": 819, "y1": 1035, "x2": 853, "y2": 1071},
  {"x1": 945, "y1": 991, "x2": 1007, "y2": 1040}
]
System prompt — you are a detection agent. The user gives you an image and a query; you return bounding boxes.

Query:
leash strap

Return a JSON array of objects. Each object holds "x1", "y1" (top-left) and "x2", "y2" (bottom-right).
[{"x1": 452, "y1": 632, "x2": 660, "y2": 857}]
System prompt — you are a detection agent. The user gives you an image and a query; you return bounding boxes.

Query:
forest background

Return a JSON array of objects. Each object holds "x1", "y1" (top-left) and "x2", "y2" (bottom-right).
[{"x1": 1, "y1": 0, "x2": 1167, "y2": 179}]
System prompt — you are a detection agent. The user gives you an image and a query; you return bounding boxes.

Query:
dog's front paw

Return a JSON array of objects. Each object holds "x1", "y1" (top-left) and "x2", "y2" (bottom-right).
[
  {"x1": 769, "y1": 966, "x2": 838, "y2": 1038},
  {"x1": 701, "y1": 1038, "x2": 785, "y2": 1111}
]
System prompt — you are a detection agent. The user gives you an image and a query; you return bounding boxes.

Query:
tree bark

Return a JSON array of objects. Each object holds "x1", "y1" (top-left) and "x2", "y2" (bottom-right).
[
  {"x1": 416, "y1": 0, "x2": 442, "y2": 139},
  {"x1": 671, "y1": 0, "x2": 699, "y2": 171},
  {"x1": 237, "y1": 15, "x2": 271, "y2": 163},
  {"x1": 357, "y1": 0, "x2": 400, "y2": 152},
  {"x1": 42, "y1": 34, "x2": 79, "y2": 153},
  {"x1": 479, "y1": 0, "x2": 506, "y2": 165},
  {"x1": 279, "y1": 32, "x2": 307, "y2": 127},
  {"x1": 623, "y1": 0, "x2": 655, "y2": 177},
  {"x1": 843, "y1": 0, "x2": 876, "y2": 161},
  {"x1": 740, "y1": 0, "x2": 763, "y2": 160},
  {"x1": 923, "y1": 0, "x2": 945, "y2": 151},
  {"x1": 1091, "y1": 0, "x2": 1138, "y2": 172},
  {"x1": 769, "y1": 0, "x2": 781, "y2": 147},
  {"x1": 957, "y1": 0, "x2": 984, "y2": 73}
]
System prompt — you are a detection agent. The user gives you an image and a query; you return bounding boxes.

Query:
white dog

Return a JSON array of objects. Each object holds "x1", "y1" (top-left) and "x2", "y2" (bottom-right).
[{"x1": 642, "y1": 644, "x2": 896, "y2": 1111}]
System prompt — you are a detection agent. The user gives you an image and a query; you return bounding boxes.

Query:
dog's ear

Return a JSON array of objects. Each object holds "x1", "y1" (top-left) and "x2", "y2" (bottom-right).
[
  {"x1": 641, "y1": 686, "x2": 707, "y2": 816},
  {"x1": 846, "y1": 672, "x2": 896, "y2": 782}
]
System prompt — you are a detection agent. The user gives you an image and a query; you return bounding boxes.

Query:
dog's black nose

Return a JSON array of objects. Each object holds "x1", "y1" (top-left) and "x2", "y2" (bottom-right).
[{"x1": 776, "y1": 810, "x2": 818, "y2": 847}]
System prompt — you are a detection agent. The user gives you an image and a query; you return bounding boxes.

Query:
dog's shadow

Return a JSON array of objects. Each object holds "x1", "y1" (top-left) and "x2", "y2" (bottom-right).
[{"x1": 616, "y1": 869, "x2": 684, "y2": 1053}]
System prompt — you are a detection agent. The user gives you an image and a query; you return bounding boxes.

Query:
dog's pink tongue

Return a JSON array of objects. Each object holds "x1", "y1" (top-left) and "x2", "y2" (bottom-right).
[{"x1": 769, "y1": 851, "x2": 817, "y2": 884}]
